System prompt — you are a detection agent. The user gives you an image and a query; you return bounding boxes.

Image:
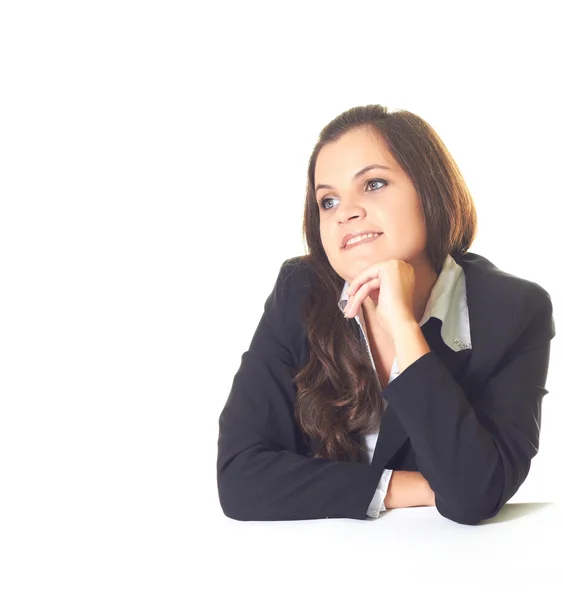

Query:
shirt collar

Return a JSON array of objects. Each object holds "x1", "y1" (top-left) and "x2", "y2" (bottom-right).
[{"x1": 337, "y1": 254, "x2": 472, "y2": 352}]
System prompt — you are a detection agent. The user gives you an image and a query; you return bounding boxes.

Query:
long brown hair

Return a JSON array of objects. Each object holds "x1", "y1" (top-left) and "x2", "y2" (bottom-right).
[{"x1": 292, "y1": 104, "x2": 478, "y2": 463}]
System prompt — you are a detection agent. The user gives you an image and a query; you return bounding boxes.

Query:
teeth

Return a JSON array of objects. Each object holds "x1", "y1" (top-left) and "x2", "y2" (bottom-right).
[{"x1": 346, "y1": 232, "x2": 380, "y2": 247}]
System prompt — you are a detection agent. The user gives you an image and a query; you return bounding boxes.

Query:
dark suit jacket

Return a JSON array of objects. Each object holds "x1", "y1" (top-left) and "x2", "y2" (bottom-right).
[{"x1": 217, "y1": 252, "x2": 556, "y2": 524}]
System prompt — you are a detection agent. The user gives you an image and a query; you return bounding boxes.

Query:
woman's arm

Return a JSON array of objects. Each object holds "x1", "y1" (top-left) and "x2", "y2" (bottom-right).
[
  {"x1": 381, "y1": 285, "x2": 554, "y2": 524},
  {"x1": 384, "y1": 470, "x2": 436, "y2": 509},
  {"x1": 218, "y1": 259, "x2": 383, "y2": 521}
]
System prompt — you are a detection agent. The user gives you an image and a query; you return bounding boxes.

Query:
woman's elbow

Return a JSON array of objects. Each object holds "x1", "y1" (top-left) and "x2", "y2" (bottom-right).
[
  {"x1": 435, "y1": 486, "x2": 504, "y2": 525},
  {"x1": 436, "y1": 503, "x2": 487, "y2": 525},
  {"x1": 217, "y1": 461, "x2": 264, "y2": 521}
]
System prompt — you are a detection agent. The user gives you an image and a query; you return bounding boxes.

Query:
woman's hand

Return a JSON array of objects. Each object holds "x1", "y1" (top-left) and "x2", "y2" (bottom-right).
[
  {"x1": 384, "y1": 470, "x2": 436, "y2": 509},
  {"x1": 344, "y1": 259, "x2": 417, "y2": 335}
]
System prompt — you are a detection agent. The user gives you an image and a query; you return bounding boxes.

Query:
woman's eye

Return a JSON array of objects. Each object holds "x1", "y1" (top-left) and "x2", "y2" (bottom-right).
[
  {"x1": 318, "y1": 178, "x2": 387, "y2": 211},
  {"x1": 320, "y1": 197, "x2": 336, "y2": 211},
  {"x1": 366, "y1": 178, "x2": 386, "y2": 192}
]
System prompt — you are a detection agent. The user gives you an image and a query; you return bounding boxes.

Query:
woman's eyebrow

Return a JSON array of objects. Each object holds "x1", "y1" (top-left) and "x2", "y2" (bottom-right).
[{"x1": 315, "y1": 163, "x2": 392, "y2": 193}]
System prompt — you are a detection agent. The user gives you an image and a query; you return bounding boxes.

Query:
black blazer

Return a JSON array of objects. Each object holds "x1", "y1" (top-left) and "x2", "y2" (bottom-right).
[{"x1": 217, "y1": 252, "x2": 556, "y2": 524}]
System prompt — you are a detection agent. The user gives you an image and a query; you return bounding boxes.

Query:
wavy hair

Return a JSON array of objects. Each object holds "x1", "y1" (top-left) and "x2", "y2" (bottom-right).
[{"x1": 292, "y1": 104, "x2": 478, "y2": 463}]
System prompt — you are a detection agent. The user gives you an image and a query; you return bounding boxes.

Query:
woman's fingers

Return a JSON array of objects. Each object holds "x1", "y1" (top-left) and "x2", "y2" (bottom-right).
[
  {"x1": 347, "y1": 266, "x2": 382, "y2": 296},
  {"x1": 344, "y1": 278, "x2": 380, "y2": 318}
]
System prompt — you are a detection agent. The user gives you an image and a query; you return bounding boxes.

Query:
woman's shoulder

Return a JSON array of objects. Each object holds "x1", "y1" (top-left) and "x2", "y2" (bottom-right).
[
  {"x1": 264, "y1": 255, "x2": 315, "y2": 316},
  {"x1": 271, "y1": 256, "x2": 319, "y2": 301},
  {"x1": 459, "y1": 251, "x2": 555, "y2": 340},
  {"x1": 459, "y1": 251, "x2": 553, "y2": 303},
  {"x1": 278, "y1": 255, "x2": 314, "y2": 281}
]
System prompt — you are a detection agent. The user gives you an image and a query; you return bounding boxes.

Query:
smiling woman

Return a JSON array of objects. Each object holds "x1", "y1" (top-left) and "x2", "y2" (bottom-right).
[
  {"x1": 217, "y1": 103, "x2": 555, "y2": 525},
  {"x1": 294, "y1": 107, "x2": 476, "y2": 463}
]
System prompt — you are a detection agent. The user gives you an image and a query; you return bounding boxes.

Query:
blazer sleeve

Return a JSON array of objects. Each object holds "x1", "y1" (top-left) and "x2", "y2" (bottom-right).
[
  {"x1": 217, "y1": 258, "x2": 381, "y2": 521},
  {"x1": 382, "y1": 283, "x2": 556, "y2": 525}
]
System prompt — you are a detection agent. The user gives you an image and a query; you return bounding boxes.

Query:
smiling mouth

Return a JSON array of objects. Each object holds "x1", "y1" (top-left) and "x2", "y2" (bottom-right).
[{"x1": 343, "y1": 233, "x2": 383, "y2": 250}]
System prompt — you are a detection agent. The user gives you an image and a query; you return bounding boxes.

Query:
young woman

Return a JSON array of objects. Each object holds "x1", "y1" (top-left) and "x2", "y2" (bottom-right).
[{"x1": 216, "y1": 104, "x2": 556, "y2": 525}]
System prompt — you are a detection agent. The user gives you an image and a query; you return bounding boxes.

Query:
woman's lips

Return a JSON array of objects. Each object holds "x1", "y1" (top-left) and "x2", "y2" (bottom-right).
[{"x1": 342, "y1": 234, "x2": 383, "y2": 250}]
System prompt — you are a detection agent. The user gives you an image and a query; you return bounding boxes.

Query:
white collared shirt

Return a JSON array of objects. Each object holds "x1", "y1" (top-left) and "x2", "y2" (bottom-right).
[{"x1": 337, "y1": 254, "x2": 472, "y2": 518}]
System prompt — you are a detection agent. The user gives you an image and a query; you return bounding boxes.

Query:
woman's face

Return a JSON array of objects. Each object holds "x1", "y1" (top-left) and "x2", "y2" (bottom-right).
[{"x1": 314, "y1": 126, "x2": 430, "y2": 284}]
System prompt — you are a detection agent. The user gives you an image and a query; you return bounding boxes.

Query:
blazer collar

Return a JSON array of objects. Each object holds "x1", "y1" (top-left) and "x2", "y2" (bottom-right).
[{"x1": 338, "y1": 254, "x2": 472, "y2": 352}]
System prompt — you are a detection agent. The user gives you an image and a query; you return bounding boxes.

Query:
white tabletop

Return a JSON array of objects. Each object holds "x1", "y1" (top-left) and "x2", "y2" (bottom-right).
[{"x1": 197, "y1": 502, "x2": 562, "y2": 600}]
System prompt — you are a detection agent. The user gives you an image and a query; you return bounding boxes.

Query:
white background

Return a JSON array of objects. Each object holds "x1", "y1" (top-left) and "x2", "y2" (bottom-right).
[{"x1": 1, "y1": 1, "x2": 561, "y2": 598}]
